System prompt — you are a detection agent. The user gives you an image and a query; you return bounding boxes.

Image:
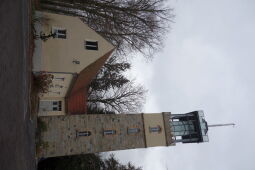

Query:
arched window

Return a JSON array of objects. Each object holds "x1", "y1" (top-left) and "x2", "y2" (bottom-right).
[
  {"x1": 149, "y1": 126, "x2": 161, "y2": 133},
  {"x1": 77, "y1": 131, "x2": 91, "y2": 137},
  {"x1": 104, "y1": 130, "x2": 116, "y2": 135},
  {"x1": 127, "y1": 128, "x2": 140, "y2": 134}
]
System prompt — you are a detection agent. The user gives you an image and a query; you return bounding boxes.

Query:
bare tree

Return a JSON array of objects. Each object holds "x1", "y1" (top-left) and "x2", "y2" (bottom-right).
[
  {"x1": 88, "y1": 80, "x2": 147, "y2": 113},
  {"x1": 87, "y1": 55, "x2": 146, "y2": 113},
  {"x1": 40, "y1": 0, "x2": 174, "y2": 59}
]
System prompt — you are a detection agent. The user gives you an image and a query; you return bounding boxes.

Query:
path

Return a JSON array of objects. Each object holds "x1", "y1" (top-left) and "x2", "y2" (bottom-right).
[{"x1": 0, "y1": 0, "x2": 35, "y2": 170}]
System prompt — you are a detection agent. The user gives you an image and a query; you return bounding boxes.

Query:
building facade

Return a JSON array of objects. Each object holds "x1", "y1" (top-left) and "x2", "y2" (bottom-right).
[
  {"x1": 33, "y1": 12, "x2": 115, "y2": 116},
  {"x1": 37, "y1": 111, "x2": 209, "y2": 158}
]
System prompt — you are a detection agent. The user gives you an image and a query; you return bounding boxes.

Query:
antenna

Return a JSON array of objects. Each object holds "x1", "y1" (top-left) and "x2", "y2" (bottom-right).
[{"x1": 208, "y1": 123, "x2": 235, "y2": 128}]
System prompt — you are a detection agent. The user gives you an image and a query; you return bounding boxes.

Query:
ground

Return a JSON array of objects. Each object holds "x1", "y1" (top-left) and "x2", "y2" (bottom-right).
[{"x1": 0, "y1": 0, "x2": 36, "y2": 170}]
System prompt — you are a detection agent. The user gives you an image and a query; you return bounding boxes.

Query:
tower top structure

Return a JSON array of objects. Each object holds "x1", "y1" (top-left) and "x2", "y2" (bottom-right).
[{"x1": 170, "y1": 110, "x2": 209, "y2": 144}]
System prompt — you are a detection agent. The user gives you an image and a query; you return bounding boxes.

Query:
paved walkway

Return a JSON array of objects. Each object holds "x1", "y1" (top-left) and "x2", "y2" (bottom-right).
[{"x1": 0, "y1": 0, "x2": 35, "y2": 170}]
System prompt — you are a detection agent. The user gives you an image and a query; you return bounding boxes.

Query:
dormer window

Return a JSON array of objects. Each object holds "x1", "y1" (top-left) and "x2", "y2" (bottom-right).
[
  {"x1": 149, "y1": 126, "x2": 161, "y2": 133},
  {"x1": 52, "y1": 27, "x2": 66, "y2": 39},
  {"x1": 85, "y1": 40, "x2": 98, "y2": 50},
  {"x1": 104, "y1": 130, "x2": 116, "y2": 135}
]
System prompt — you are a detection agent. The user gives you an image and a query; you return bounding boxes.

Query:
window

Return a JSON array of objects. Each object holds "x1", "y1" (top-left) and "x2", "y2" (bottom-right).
[
  {"x1": 149, "y1": 126, "x2": 161, "y2": 133},
  {"x1": 127, "y1": 128, "x2": 140, "y2": 134},
  {"x1": 176, "y1": 136, "x2": 182, "y2": 140},
  {"x1": 77, "y1": 131, "x2": 91, "y2": 137},
  {"x1": 52, "y1": 101, "x2": 62, "y2": 111},
  {"x1": 171, "y1": 121, "x2": 196, "y2": 136},
  {"x1": 104, "y1": 130, "x2": 116, "y2": 135},
  {"x1": 54, "y1": 77, "x2": 65, "y2": 81},
  {"x1": 85, "y1": 41, "x2": 98, "y2": 50},
  {"x1": 55, "y1": 84, "x2": 63, "y2": 88},
  {"x1": 49, "y1": 91, "x2": 61, "y2": 95},
  {"x1": 39, "y1": 100, "x2": 62, "y2": 112},
  {"x1": 52, "y1": 27, "x2": 67, "y2": 39}
]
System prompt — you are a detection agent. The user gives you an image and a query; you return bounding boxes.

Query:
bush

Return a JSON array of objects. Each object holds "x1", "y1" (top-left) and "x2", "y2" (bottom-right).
[
  {"x1": 33, "y1": 72, "x2": 53, "y2": 94},
  {"x1": 36, "y1": 118, "x2": 49, "y2": 155}
]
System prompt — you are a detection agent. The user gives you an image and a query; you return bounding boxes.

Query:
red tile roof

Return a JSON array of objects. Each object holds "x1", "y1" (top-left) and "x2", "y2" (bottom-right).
[{"x1": 66, "y1": 49, "x2": 114, "y2": 115}]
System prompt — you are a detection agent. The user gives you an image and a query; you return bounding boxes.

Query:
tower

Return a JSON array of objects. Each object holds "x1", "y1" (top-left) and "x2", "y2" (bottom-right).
[{"x1": 37, "y1": 111, "x2": 209, "y2": 158}]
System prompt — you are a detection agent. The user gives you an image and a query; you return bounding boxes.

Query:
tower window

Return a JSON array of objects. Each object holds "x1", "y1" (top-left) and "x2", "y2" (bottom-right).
[
  {"x1": 127, "y1": 128, "x2": 140, "y2": 134},
  {"x1": 149, "y1": 126, "x2": 161, "y2": 133},
  {"x1": 52, "y1": 27, "x2": 67, "y2": 39},
  {"x1": 77, "y1": 131, "x2": 91, "y2": 137},
  {"x1": 85, "y1": 41, "x2": 98, "y2": 50},
  {"x1": 104, "y1": 130, "x2": 116, "y2": 135}
]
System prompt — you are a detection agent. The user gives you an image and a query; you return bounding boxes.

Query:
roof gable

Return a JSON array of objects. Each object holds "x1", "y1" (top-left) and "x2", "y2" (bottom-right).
[
  {"x1": 38, "y1": 11, "x2": 115, "y2": 73},
  {"x1": 67, "y1": 49, "x2": 114, "y2": 114}
]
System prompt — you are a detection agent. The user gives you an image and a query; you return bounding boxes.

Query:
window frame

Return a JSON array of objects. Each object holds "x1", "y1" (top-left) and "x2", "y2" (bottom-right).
[
  {"x1": 149, "y1": 126, "x2": 161, "y2": 133},
  {"x1": 52, "y1": 27, "x2": 67, "y2": 39},
  {"x1": 103, "y1": 129, "x2": 116, "y2": 136},
  {"x1": 85, "y1": 40, "x2": 98, "y2": 50},
  {"x1": 127, "y1": 127, "x2": 140, "y2": 134},
  {"x1": 76, "y1": 131, "x2": 92, "y2": 137}
]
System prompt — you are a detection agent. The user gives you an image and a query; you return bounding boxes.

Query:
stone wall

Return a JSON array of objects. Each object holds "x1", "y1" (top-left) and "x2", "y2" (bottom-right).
[{"x1": 38, "y1": 114, "x2": 146, "y2": 158}]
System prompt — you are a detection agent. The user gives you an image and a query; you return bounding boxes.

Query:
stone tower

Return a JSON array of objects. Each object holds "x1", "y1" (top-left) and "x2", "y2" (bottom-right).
[{"x1": 37, "y1": 111, "x2": 209, "y2": 158}]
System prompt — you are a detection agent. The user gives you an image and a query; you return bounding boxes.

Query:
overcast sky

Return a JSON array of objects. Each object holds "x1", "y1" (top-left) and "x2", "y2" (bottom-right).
[{"x1": 108, "y1": 0, "x2": 255, "y2": 170}]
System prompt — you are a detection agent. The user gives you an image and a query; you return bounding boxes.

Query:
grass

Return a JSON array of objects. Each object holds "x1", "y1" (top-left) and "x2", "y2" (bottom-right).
[
  {"x1": 36, "y1": 118, "x2": 49, "y2": 155},
  {"x1": 30, "y1": 75, "x2": 40, "y2": 119}
]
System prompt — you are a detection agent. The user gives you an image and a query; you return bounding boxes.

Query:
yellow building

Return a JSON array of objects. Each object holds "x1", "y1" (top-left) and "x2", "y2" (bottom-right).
[{"x1": 33, "y1": 12, "x2": 115, "y2": 116}]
